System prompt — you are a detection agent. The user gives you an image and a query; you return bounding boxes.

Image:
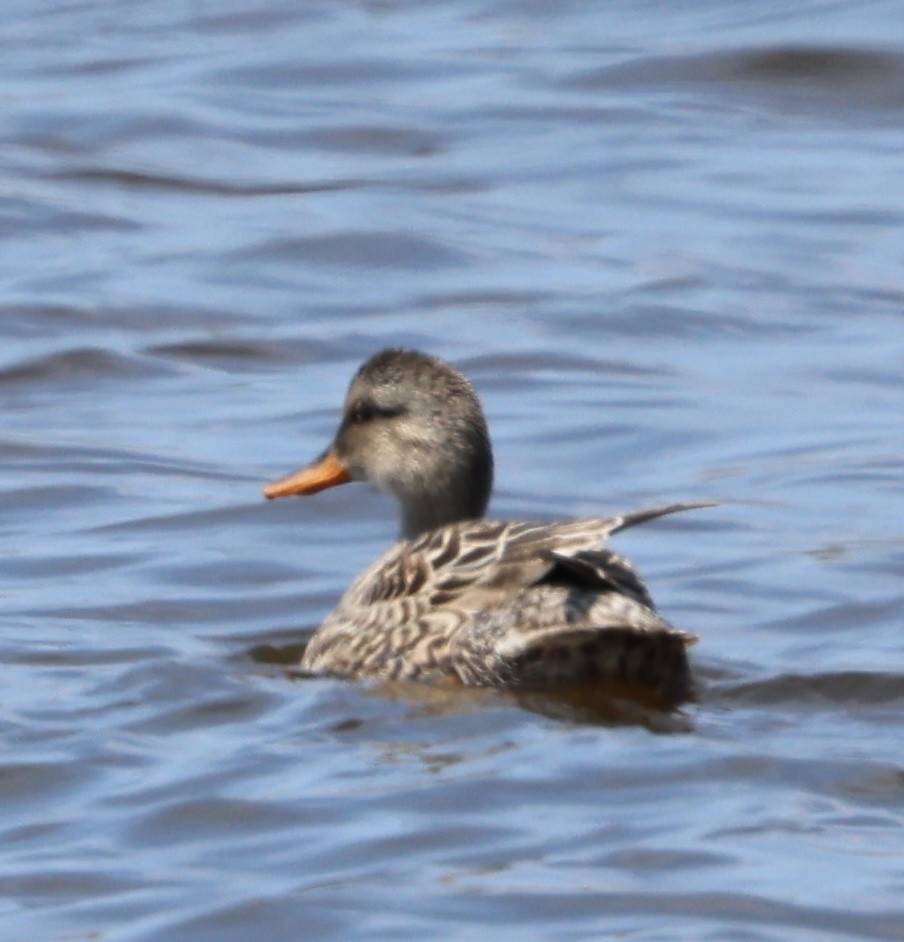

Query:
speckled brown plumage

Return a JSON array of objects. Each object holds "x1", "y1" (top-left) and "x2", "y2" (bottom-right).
[{"x1": 264, "y1": 349, "x2": 715, "y2": 705}]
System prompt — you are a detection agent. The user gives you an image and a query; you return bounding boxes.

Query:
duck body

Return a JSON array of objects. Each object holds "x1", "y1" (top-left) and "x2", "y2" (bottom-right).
[{"x1": 265, "y1": 349, "x2": 713, "y2": 706}]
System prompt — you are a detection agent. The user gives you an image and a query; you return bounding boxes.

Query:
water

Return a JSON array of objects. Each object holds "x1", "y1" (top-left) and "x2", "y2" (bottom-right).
[{"x1": 2, "y1": 1, "x2": 903, "y2": 939}]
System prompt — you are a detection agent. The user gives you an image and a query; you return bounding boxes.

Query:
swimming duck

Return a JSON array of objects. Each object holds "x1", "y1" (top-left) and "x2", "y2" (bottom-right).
[{"x1": 264, "y1": 349, "x2": 713, "y2": 704}]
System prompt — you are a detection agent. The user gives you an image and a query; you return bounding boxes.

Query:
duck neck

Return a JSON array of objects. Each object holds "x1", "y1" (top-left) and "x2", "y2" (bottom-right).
[
  {"x1": 400, "y1": 496, "x2": 468, "y2": 541},
  {"x1": 397, "y1": 453, "x2": 493, "y2": 541}
]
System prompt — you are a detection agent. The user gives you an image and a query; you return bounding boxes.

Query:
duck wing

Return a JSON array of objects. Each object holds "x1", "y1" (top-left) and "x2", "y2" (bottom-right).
[{"x1": 340, "y1": 500, "x2": 714, "y2": 612}]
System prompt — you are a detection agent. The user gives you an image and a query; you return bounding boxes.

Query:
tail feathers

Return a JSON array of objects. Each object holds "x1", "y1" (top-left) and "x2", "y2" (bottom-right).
[{"x1": 608, "y1": 500, "x2": 719, "y2": 537}]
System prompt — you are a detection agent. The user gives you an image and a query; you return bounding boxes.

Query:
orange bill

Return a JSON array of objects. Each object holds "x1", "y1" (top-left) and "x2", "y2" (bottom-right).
[{"x1": 263, "y1": 448, "x2": 350, "y2": 499}]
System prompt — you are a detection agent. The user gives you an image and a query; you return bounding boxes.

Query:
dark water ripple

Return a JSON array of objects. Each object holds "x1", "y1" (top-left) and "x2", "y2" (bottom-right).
[
  {"x1": 579, "y1": 46, "x2": 904, "y2": 116},
  {"x1": 713, "y1": 670, "x2": 904, "y2": 706},
  {"x1": 1, "y1": 0, "x2": 903, "y2": 940}
]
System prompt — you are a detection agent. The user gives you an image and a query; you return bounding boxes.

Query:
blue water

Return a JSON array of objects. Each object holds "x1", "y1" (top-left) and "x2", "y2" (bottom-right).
[{"x1": 1, "y1": 1, "x2": 902, "y2": 940}]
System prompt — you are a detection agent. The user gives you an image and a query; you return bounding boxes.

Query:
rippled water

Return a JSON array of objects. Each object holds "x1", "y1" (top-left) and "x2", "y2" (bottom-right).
[{"x1": 2, "y1": 1, "x2": 903, "y2": 939}]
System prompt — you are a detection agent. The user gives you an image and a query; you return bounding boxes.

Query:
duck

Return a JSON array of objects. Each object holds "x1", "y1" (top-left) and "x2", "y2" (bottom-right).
[{"x1": 263, "y1": 349, "x2": 714, "y2": 705}]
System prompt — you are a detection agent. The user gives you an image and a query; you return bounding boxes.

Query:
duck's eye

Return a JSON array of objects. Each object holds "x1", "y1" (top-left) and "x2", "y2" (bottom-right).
[
  {"x1": 349, "y1": 401, "x2": 374, "y2": 424},
  {"x1": 348, "y1": 400, "x2": 404, "y2": 424}
]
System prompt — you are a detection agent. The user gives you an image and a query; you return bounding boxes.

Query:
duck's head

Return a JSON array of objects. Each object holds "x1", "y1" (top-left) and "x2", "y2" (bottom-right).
[{"x1": 264, "y1": 349, "x2": 494, "y2": 540}]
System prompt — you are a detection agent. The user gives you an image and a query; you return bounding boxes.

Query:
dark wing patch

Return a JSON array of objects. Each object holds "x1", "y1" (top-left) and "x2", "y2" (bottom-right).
[{"x1": 541, "y1": 548, "x2": 655, "y2": 609}]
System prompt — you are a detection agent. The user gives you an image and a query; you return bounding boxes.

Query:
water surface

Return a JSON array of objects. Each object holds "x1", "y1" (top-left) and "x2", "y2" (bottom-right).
[{"x1": 1, "y1": 1, "x2": 902, "y2": 940}]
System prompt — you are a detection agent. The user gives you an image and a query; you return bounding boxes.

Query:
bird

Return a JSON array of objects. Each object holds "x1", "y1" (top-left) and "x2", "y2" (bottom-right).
[{"x1": 263, "y1": 348, "x2": 714, "y2": 705}]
